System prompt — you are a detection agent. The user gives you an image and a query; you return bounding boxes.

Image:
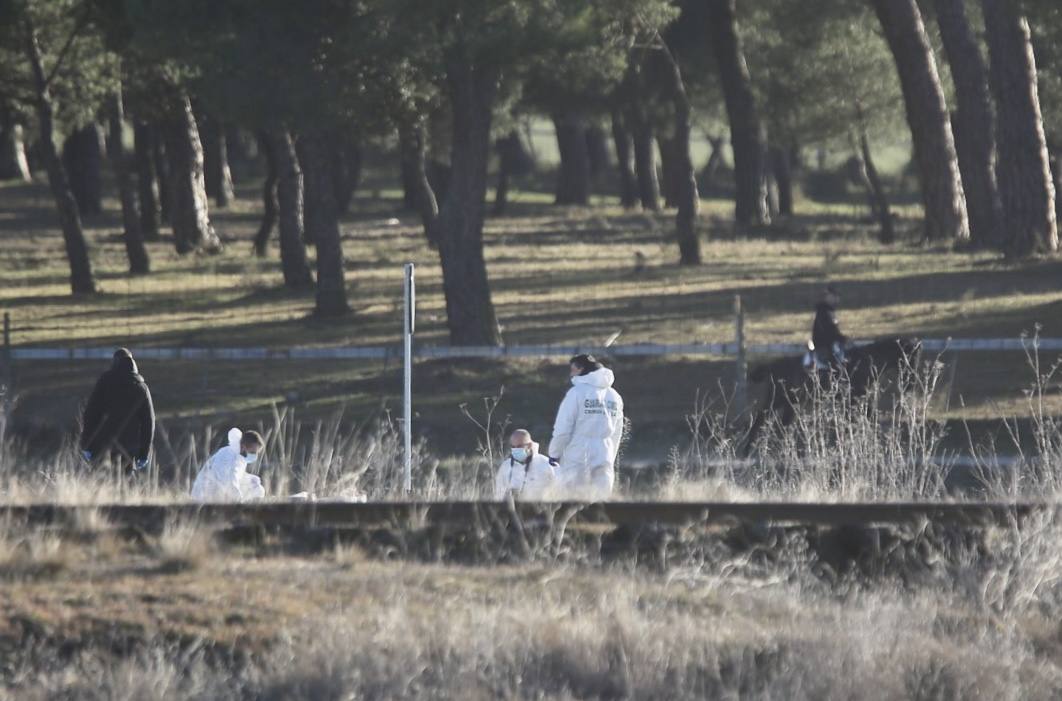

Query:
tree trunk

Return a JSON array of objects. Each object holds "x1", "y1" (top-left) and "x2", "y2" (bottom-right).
[
  {"x1": 295, "y1": 138, "x2": 317, "y2": 245},
  {"x1": 658, "y1": 136, "x2": 680, "y2": 209},
  {"x1": 331, "y1": 141, "x2": 360, "y2": 215},
  {"x1": 661, "y1": 44, "x2": 702, "y2": 265},
  {"x1": 133, "y1": 121, "x2": 161, "y2": 241},
  {"x1": 611, "y1": 110, "x2": 638, "y2": 209},
  {"x1": 585, "y1": 125, "x2": 609, "y2": 178},
  {"x1": 108, "y1": 91, "x2": 150, "y2": 275},
  {"x1": 0, "y1": 107, "x2": 31, "y2": 181},
  {"x1": 493, "y1": 131, "x2": 517, "y2": 215},
  {"x1": 24, "y1": 22, "x2": 95, "y2": 294},
  {"x1": 433, "y1": 55, "x2": 502, "y2": 346},
  {"x1": 253, "y1": 132, "x2": 278, "y2": 257},
  {"x1": 769, "y1": 145, "x2": 793, "y2": 217},
  {"x1": 870, "y1": 0, "x2": 969, "y2": 242},
  {"x1": 270, "y1": 130, "x2": 314, "y2": 289},
  {"x1": 152, "y1": 135, "x2": 172, "y2": 224},
  {"x1": 62, "y1": 123, "x2": 104, "y2": 217},
  {"x1": 201, "y1": 116, "x2": 235, "y2": 208},
  {"x1": 700, "y1": 134, "x2": 725, "y2": 193},
  {"x1": 629, "y1": 109, "x2": 661, "y2": 211},
  {"x1": 399, "y1": 122, "x2": 439, "y2": 238},
  {"x1": 934, "y1": 0, "x2": 1002, "y2": 249},
  {"x1": 300, "y1": 132, "x2": 348, "y2": 314},
  {"x1": 707, "y1": 0, "x2": 770, "y2": 226},
  {"x1": 552, "y1": 111, "x2": 591, "y2": 205},
  {"x1": 981, "y1": 0, "x2": 1058, "y2": 257},
  {"x1": 1045, "y1": 150, "x2": 1062, "y2": 232},
  {"x1": 162, "y1": 92, "x2": 221, "y2": 254},
  {"x1": 854, "y1": 129, "x2": 895, "y2": 244}
]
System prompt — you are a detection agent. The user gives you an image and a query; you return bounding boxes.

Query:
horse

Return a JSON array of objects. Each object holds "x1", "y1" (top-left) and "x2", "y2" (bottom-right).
[{"x1": 740, "y1": 337, "x2": 920, "y2": 457}]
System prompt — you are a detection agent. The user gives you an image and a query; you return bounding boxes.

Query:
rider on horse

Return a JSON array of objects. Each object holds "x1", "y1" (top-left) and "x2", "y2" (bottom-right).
[{"x1": 810, "y1": 284, "x2": 848, "y2": 374}]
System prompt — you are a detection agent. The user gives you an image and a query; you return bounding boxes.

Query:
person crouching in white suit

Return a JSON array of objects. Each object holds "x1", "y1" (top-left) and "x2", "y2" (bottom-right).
[
  {"x1": 191, "y1": 428, "x2": 266, "y2": 502},
  {"x1": 548, "y1": 354, "x2": 624, "y2": 501},
  {"x1": 495, "y1": 429, "x2": 557, "y2": 501}
]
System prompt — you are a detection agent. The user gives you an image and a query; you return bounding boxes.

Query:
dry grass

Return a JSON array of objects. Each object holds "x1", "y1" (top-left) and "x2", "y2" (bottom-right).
[
  {"x1": 4, "y1": 514, "x2": 1062, "y2": 699},
  {"x1": 153, "y1": 518, "x2": 213, "y2": 573}
]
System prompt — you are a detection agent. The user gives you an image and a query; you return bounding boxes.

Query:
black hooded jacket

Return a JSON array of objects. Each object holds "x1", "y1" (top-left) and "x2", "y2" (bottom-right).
[
  {"x1": 80, "y1": 353, "x2": 155, "y2": 461},
  {"x1": 812, "y1": 302, "x2": 847, "y2": 354}
]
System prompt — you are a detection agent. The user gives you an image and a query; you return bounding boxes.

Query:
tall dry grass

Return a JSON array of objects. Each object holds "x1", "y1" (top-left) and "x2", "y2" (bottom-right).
[
  {"x1": 670, "y1": 336, "x2": 1062, "y2": 503},
  {"x1": 0, "y1": 336, "x2": 1060, "y2": 504}
]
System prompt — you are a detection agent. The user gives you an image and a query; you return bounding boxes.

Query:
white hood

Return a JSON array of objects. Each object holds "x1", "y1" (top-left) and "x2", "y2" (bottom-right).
[
  {"x1": 227, "y1": 427, "x2": 243, "y2": 448},
  {"x1": 572, "y1": 367, "x2": 615, "y2": 389}
]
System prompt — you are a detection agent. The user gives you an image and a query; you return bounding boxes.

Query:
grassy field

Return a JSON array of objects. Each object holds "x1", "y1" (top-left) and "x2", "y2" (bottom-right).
[
  {"x1": 2, "y1": 168, "x2": 1062, "y2": 458},
  {"x1": 3, "y1": 511, "x2": 1062, "y2": 698}
]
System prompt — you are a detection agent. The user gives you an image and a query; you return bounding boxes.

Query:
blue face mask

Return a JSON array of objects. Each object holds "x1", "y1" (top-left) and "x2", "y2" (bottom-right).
[
  {"x1": 243, "y1": 452, "x2": 258, "y2": 464},
  {"x1": 511, "y1": 447, "x2": 529, "y2": 463}
]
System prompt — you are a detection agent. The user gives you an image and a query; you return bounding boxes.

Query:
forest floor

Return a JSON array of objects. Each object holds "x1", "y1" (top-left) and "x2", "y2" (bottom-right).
[{"x1": 2, "y1": 175, "x2": 1061, "y2": 456}]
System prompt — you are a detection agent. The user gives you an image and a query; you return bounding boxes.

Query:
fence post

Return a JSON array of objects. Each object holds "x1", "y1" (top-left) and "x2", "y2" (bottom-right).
[
  {"x1": 2, "y1": 313, "x2": 11, "y2": 410},
  {"x1": 734, "y1": 296, "x2": 747, "y2": 415}
]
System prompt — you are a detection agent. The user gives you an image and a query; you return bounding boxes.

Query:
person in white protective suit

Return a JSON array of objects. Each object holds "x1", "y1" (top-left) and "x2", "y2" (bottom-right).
[
  {"x1": 548, "y1": 354, "x2": 625, "y2": 501},
  {"x1": 190, "y1": 428, "x2": 266, "y2": 502},
  {"x1": 494, "y1": 429, "x2": 557, "y2": 501}
]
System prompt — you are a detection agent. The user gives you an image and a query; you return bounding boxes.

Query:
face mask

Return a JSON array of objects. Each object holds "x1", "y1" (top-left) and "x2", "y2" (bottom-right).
[
  {"x1": 243, "y1": 452, "x2": 258, "y2": 464},
  {"x1": 511, "y1": 447, "x2": 529, "y2": 463}
]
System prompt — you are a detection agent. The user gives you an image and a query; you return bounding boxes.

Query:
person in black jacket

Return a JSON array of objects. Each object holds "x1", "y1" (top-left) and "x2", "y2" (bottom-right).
[
  {"x1": 80, "y1": 348, "x2": 155, "y2": 470},
  {"x1": 812, "y1": 285, "x2": 847, "y2": 369}
]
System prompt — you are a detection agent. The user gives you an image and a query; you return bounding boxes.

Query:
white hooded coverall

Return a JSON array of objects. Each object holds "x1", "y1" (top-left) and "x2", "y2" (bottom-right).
[
  {"x1": 494, "y1": 442, "x2": 556, "y2": 501},
  {"x1": 548, "y1": 367, "x2": 624, "y2": 500},
  {"x1": 190, "y1": 428, "x2": 265, "y2": 502}
]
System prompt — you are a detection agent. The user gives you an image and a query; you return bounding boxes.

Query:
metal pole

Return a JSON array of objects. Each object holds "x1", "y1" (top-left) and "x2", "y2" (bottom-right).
[
  {"x1": 734, "y1": 295, "x2": 747, "y2": 415},
  {"x1": 403, "y1": 263, "x2": 415, "y2": 494},
  {"x1": 2, "y1": 313, "x2": 11, "y2": 409}
]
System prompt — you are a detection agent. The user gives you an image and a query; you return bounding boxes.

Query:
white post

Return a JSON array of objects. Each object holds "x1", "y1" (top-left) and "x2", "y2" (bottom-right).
[{"x1": 403, "y1": 263, "x2": 415, "y2": 494}]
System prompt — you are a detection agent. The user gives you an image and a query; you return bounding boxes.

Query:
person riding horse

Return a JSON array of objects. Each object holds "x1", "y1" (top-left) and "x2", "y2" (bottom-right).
[{"x1": 809, "y1": 284, "x2": 848, "y2": 378}]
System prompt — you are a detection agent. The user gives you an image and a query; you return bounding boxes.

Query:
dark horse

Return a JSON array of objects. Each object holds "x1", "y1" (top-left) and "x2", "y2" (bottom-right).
[{"x1": 741, "y1": 337, "x2": 920, "y2": 456}]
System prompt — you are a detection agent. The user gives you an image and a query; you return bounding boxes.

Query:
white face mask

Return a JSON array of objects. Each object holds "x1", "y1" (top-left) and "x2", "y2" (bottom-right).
[{"x1": 243, "y1": 452, "x2": 258, "y2": 464}]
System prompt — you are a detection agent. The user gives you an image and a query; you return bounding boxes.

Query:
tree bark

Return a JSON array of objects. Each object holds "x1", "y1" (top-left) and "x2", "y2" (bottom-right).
[
  {"x1": 768, "y1": 145, "x2": 793, "y2": 217},
  {"x1": 133, "y1": 121, "x2": 161, "y2": 241},
  {"x1": 108, "y1": 91, "x2": 149, "y2": 275},
  {"x1": 658, "y1": 136, "x2": 680, "y2": 209},
  {"x1": 300, "y1": 132, "x2": 348, "y2": 314},
  {"x1": 870, "y1": 0, "x2": 969, "y2": 242},
  {"x1": 552, "y1": 110, "x2": 591, "y2": 205},
  {"x1": 162, "y1": 92, "x2": 221, "y2": 254},
  {"x1": 201, "y1": 116, "x2": 235, "y2": 208},
  {"x1": 854, "y1": 129, "x2": 895, "y2": 244},
  {"x1": 399, "y1": 122, "x2": 439, "y2": 238},
  {"x1": 706, "y1": 0, "x2": 770, "y2": 226},
  {"x1": 62, "y1": 123, "x2": 104, "y2": 217},
  {"x1": 611, "y1": 110, "x2": 638, "y2": 209},
  {"x1": 700, "y1": 134, "x2": 725, "y2": 193},
  {"x1": 585, "y1": 125, "x2": 609, "y2": 178},
  {"x1": 331, "y1": 141, "x2": 360, "y2": 215},
  {"x1": 152, "y1": 135, "x2": 172, "y2": 224},
  {"x1": 269, "y1": 131, "x2": 314, "y2": 289},
  {"x1": 934, "y1": 0, "x2": 1002, "y2": 249},
  {"x1": 433, "y1": 54, "x2": 502, "y2": 346},
  {"x1": 493, "y1": 131, "x2": 517, "y2": 215},
  {"x1": 661, "y1": 43, "x2": 702, "y2": 265},
  {"x1": 629, "y1": 108, "x2": 661, "y2": 211},
  {"x1": 981, "y1": 0, "x2": 1058, "y2": 257},
  {"x1": 24, "y1": 21, "x2": 95, "y2": 294},
  {"x1": 252, "y1": 132, "x2": 278, "y2": 257},
  {"x1": 0, "y1": 107, "x2": 31, "y2": 181}
]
